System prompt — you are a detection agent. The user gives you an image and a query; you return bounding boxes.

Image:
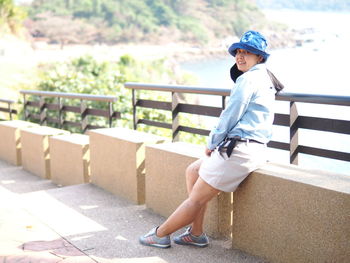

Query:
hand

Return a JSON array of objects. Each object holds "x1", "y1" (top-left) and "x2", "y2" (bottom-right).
[{"x1": 205, "y1": 147, "x2": 213, "y2": 157}]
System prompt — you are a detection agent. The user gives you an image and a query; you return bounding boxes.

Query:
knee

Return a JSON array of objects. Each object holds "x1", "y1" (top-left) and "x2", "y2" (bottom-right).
[
  {"x1": 184, "y1": 197, "x2": 205, "y2": 210},
  {"x1": 186, "y1": 161, "x2": 200, "y2": 180}
]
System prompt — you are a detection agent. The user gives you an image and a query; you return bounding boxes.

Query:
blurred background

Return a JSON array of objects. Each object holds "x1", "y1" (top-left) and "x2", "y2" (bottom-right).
[{"x1": 2, "y1": 0, "x2": 350, "y2": 96}]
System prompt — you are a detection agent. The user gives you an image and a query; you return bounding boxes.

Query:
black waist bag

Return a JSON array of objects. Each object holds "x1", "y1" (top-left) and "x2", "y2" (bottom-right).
[{"x1": 218, "y1": 137, "x2": 239, "y2": 158}]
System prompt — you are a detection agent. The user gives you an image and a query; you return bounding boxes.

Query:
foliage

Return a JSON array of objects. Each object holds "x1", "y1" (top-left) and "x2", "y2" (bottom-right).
[
  {"x1": 27, "y1": 12, "x2": 97, "y2": 48},
  {"x1": 24, "y1": 0, "x2": 267, "y2": 45},
  {"x1": 0, "y1": 0, "x2": 27, "y2": 34},
  {"x1": 36, "y1": 55, "x2": 206, "y2": 144},
  {"x1": 256, "y1": 0, "x2": 350, "y2": 11}
]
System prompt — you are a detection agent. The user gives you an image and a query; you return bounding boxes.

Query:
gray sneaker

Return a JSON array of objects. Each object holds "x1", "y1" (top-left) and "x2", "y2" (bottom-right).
[
  {"x1": 139, "y1": 227, "x2": 171, "y2": 248},
  {"x1": 173, "y1": 227, "x2": 209, "y2": 247}
]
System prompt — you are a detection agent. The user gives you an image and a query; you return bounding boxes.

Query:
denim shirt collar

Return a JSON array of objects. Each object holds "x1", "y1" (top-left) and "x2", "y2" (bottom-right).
[{"x1": 236, "y1": 63, "x2": 266, "y2": 82}]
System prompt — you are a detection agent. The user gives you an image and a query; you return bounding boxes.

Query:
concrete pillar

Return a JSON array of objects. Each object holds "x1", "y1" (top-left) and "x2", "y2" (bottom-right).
[
  {"x1": 21, "y1": 126, "x2": 70, "y2": 179},
  {"x1": 89, "y1": 127, "x2": 166, "y2": 204},
  {"x1": 49, "y1": 134, "x2": 90, "y2": 186},
  {"x1": 0, "y1": 120, "x2": 38, "y2": 165}
]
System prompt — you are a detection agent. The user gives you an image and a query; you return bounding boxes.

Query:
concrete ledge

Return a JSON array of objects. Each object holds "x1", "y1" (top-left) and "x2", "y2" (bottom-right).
[
  {"x1": 0, "y1": 120, "x2": 39, "y2": 165},
  {"x1": 49, "y1": 134, "x2": 90, "y2": 186},
  {"x1": 89, "y1": 128, "x2": 166, "y2": 204},
  {"x1": 145, "y1": 142, "x2": 232, "y2": 238},
  {"x1": 21, "y1": 126, "x2": 70, "y2": 179},
  {"x1": 231, "y1": 162, "x2": 350, "y2": 263}
]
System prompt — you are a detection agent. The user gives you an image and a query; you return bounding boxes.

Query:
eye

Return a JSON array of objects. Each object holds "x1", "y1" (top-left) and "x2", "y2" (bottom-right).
[{"x1": 236, "y1": 49, "x2": 248, "y2": 56}]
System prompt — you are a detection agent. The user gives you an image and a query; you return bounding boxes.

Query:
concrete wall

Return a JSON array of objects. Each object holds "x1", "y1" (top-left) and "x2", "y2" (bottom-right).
[
  {"x1": 232, "y1": 163, "x2": 350, "y2": 263},
  {"x1": 49, "y1": 134, "x2": 90, "y2": 186},
  {"x1": 145, "y1": 142, "x2": 232, "y2": 238},
  {"x1": 0, "y1": 120, "x2": 38, "y2": 165},
  {"x1": 21, "y1": 126, "x2": 70, "y2": 179},
  {"x1": 0, "y1": 121, "x2": 349, "y2": 262},
  {"x1": 89, "y1": 127, "x2": 166, "y2": 204}
]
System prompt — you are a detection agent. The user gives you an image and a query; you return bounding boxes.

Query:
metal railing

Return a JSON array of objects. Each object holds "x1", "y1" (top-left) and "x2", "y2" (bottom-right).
[
  {"x1": 125, "y1": 82, "x2": 350, "y2": 165},
  {"x1": 20, "y1": 90, "x2": 121, "y2": 133},
  {"x1": 0, "y1": 99, "x2": 17, "y2": 120}
]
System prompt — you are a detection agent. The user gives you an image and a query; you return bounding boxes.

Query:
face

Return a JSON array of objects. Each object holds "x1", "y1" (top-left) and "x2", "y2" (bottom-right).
[{"x1": 235, "y1": 49, "x2": 263, "y2": 72}]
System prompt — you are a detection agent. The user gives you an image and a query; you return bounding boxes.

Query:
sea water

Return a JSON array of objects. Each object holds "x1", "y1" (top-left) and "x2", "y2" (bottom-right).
[{"x1": 180, "y1": 10, "x2": 350, "y2": 175}]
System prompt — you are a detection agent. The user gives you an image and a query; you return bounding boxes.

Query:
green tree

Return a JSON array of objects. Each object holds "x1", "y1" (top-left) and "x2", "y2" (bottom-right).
[
  {"x1": 26, "y1": 0, "x2": 267, "y2": 44},
  {"x1": 206, "y1": 0, "x2": 230, "y2": 7},
  {"x1": 35, "y1": 55, "x2": 203, "y2": 142},
  {"x1": 147, "y1": 0, "x2": 176, "y2": 26},
  {"x1": 0, "y1": 0, "x2": 26, "y2": 34}
]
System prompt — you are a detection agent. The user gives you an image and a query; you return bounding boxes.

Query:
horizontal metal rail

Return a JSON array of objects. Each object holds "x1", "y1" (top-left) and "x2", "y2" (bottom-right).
[
  {"x1": 20, "y1": 90, "x2": 118, "y2": 102},
  {"x1": 126, "y1": 82, "x2": 230, "y2": 96},
  {"x1": 0, "y1": 99, "x2": 17, "y2": 120},
  {"x1": 127, "y1": 82, "x2": 350, "y2": 106},
  {"x1": 275, "y1": 92, "x2": 350, "y2": 106},
  {"x1": 125, "y1": 82, "x2": 350, "y2": 165},
  {"x1": 0, "y1": 99, "x2": 16, "y2": 103},
  {"x1": 20, "y1": 90, "x2": 121, "y2": 133}
]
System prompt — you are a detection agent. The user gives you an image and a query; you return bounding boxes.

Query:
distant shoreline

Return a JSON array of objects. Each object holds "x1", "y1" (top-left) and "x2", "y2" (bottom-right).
[{"x1": 27, "y1": 41, "x2": 228, "y2": 63}]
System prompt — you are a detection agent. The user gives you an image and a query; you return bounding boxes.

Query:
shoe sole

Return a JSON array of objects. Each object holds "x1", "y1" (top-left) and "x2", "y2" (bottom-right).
[
  {"x1": 174, "y1": 240, "x2": 208, "y2": 247},
  {"x1": 139, "y1": 240, "x2": 171, "y2": 248}
]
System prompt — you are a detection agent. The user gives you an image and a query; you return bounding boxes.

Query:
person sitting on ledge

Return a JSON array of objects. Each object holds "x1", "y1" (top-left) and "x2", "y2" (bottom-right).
[{"x1": 139, "y1": 30, "x2": 283, "y2": 248}]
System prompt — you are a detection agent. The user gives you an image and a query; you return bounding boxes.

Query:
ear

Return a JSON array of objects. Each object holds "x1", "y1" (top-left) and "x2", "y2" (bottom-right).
[{"x1": 258, "y1": 55, "x2": 264, "y2": 63}]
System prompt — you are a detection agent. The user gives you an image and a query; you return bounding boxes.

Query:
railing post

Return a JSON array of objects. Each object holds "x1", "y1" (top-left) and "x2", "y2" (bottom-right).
[
  {"x1": 8, "y1": 102, "x2": 12, "y2": 120},
  {"x1": 80, "y1": 100, "x2": 88, "y2": 133},
  {"x1": 108, "y1": 102, "x2": 113, "y2": 128},
  {"x1": 23, "y1": 94, "x2": 27, "y2": 121},
  {"x1": 58, "y1": 97, "x2": 63, "y2": 128},
  {"x1": 39, "y1": 96, "x2": 46, "y2": 125},
  {"x1": 132, "y1": 89, "x2": 137, "y2": 130},
  {"x1": 172, "y1": 92, "x2": 180, "y2": 142},
  {"x1": 289, "y1": 101, "x2": 299, "y2": 164}
]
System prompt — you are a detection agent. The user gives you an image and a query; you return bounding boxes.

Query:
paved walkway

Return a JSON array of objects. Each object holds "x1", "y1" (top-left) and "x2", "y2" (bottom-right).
[{"x1": 0, "y1": 160, "x2": 266, "y2": 263}]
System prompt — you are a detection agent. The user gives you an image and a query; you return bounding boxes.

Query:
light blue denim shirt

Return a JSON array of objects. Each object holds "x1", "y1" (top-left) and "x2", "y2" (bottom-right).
[{"x1": 207, "y1": 63, "x2": 275, "y2": 150}]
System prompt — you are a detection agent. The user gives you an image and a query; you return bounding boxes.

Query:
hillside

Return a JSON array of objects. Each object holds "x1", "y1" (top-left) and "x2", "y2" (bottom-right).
[
  {"x1": 23, "y1": 0, "x2": 270, "y2": 47},
  {"x1": 256, "y1": 0, "x2": 350, "y2": 11}
]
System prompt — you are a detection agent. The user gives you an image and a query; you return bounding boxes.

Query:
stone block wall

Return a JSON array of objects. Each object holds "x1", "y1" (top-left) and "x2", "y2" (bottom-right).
[
  {"x1": 0, "y1": 121, "x2": 349, "y2": 262},
  {"x1": 49, "y1": 134, "x2": 90, "y2": 186},
  {"x1": 89, "y1": 127, "x2": 166, "y2": 204},
  {"x1": 0, "y1": 120, "x2": 38, "y2": 165},
  {"x1": 232, "y1": 163, "x2": 350, "y2": 263},
  {"x1": 21, "y1": 126, "x2": 70, "y2": 179}
]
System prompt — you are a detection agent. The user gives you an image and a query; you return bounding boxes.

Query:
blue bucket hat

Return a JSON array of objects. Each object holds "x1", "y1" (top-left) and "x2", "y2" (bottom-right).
[{"x1": 228, "y1": 30, "x2": 270, "y2": 62}]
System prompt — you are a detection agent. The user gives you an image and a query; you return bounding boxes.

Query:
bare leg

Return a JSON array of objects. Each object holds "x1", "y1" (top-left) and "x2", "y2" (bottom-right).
[
  {"x1": 185, "y1": 159, "x2": 208, "y2": 236},
  {"x1": 156, "y1": 177, "x2": 220, "y2": 237}
]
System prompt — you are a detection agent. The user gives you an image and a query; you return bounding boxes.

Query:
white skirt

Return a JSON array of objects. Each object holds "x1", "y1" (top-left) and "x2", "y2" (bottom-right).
[{"x1": 199, "y1": 141, "x2": 268, "y2": 192}]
